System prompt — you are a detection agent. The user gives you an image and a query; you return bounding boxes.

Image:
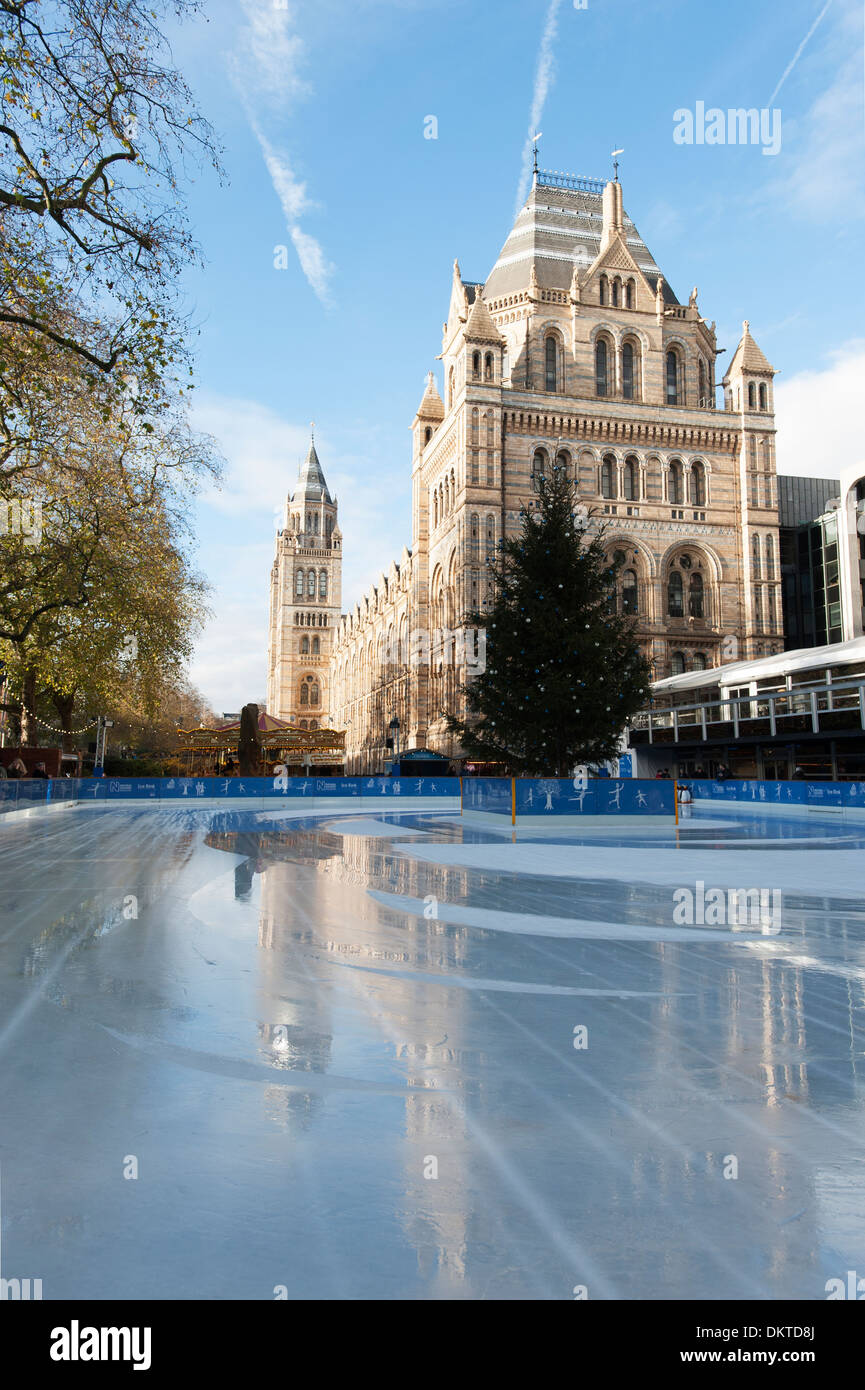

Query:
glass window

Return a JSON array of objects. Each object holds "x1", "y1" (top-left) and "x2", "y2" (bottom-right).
[
  {"x1": 622, "y1": 569, "x2": 638, "y2": 615},
  {"x1": 671, "y1": 650, "x2": 686, "y2": 675},
  {"x1": 545, "y1": 336, "x2": 557, "y2": 392},
  {"x1": 668, "y1": 570, "x2": 684, "y2": 617},
  {"x1": 689, "y1": 572, "x2": 704, "y2": 618},
  {"x1": 624, "y1": 457, "x2": 638, "y2": 500},
  {"x1": 622, "y1": 342, "x2": 634, "y2": 400},
  {"x1": 666, "y1": 351, "x2": 679, "y2": 405},
  {"x1": 669, "y1": 462, "x2": 683, "y2": 505},
  {"x1": 596, "y1": 339, "x2": 608, "y2": 396},
  {"x1": 601, "y1": 456, "x2": 615, "y2": 499}
]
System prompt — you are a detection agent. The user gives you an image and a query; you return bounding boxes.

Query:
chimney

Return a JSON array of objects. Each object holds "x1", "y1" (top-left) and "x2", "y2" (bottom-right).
[{"x1": 600, "y1": 179, "x2": 623, "y2": 253}]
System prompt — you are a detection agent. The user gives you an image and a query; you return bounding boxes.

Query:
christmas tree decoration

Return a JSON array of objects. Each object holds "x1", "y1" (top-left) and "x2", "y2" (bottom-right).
[{"x1": 445, "y1": 466, "x2": 651, "y2": 775}]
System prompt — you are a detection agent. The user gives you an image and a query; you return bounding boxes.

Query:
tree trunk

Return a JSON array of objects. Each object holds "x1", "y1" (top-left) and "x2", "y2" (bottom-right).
[
  {"x1": 20, "y1": 665, "x2": 37, "y2": 746},
  {"x1": 53, "y1": 692, "x2": 76, "y2": 752},
  {"x1": 238, "y1": 703, "x2": 261, "y2": 776}
]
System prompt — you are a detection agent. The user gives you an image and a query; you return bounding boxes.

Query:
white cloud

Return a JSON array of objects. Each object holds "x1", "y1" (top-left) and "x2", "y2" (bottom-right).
[
  {"x1": 188, "y1": 392, "x2": 412, "y2": 708},
  {"x1": 766, "y1": 1, "x2": 865, "y2": 222},
  {"x1": 775, "y1": 340, "x2": 865, "y2": 480},
  {"x1": 516, "y1": 0, "x2": 564, "y2": 211},
  {"x1": 230, "y1": 4, "x2": 334, "y2": 302}
]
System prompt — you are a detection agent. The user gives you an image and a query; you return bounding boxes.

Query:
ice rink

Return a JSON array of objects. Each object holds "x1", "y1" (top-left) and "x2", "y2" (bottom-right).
[{"x1": 1, "y1": 800, "x2": 864, "y2": 1300}]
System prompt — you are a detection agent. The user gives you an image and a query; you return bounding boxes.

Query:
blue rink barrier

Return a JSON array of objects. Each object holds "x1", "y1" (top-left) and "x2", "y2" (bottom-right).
[
  {"x1": 463, "y1": 776, "x2": 674, "y2": 816},
  {"x1": 686, "y1": 778, "x2": 865, "y2": 810},
  {"x1": 0, "y1": 774, "x2": 461, "y2": 813}
]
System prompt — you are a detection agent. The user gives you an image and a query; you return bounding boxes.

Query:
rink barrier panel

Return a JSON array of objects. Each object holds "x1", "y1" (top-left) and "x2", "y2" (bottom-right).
[
  {"x1": 685, "y1": 778, "x2": 865, "y2": 811},
  {"x1": 3, "y1": 776, "x2": 864, "y2": 818},
  {"x1": 0, "y1": 775, "x2": 461, "y2": 814},
  {"x1": 461, "y1": 776, "x2": 675, "y2": 817}
]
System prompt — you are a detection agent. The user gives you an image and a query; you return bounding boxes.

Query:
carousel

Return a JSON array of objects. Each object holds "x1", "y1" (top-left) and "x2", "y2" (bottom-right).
[{"x1": 176, "y1": 711, "x2": 345, "y2": 776}]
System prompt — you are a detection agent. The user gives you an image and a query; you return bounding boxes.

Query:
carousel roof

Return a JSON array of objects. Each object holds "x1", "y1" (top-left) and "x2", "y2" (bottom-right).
[{"x1": 213, "y1": 712, "x2": 297, "y2": 734}]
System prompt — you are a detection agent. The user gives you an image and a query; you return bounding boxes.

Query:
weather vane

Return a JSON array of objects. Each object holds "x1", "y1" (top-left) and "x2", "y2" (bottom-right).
[
  {"x1": 532, "y1": 131, "x2": 543, "y2": 178},
  {"x1": 611, "y1": 147, "x2": 624, "y2": 181}
]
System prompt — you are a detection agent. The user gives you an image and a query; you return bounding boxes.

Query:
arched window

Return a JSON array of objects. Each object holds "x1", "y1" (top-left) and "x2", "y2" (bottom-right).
[
  {"x1": 689, "y1": 462, "x2": 706, "y2": 507},
  {"x1": 532, "y1": 448, "x2": 547, "y2": 489},
  {"x1": 601, "y1": 454, "x2": 616, "y2": 499},
  {"x1": 595, "y1": 339, "x2": 609, "y2": 396},
  {"x1": 485, "y1": 352, "x2": 493, "y2": 381},
  {"x1": 689, "y1": 572, "x2": 704, "y2": 619},
  {"x1": 765, "y1": 535, "x2": 774, "y2": 579},
  {"x1": 295, "y1": 570, "x2": 304, "y2": 597},
  {"x1": 312, "y1": 636, "x2": 320, "y2": 655},
  {"x1": 624, "y1": 456, "x2": 638, "y2": 500},
  {"x1": 671, "y1": 651, "x2": 687, "y2": 675},
  {"x1": 472, "y1": 351, "x2": 481, "y2": 379},
  {"x1": 622, "y1": 569, "x2": 638, "y2": 615},
  {"x1": 693, "y1": 653, "x2": 708, "y2": 671},
  {"x1": 668, "y1": 570, "x2": 684, "y2": 617},
  {"x1": 307, "y1": 571, "x2": 316, "y2": 597},
  {"x1": 599, "y1": 275, "x2": 608, "y2": 306},
  {"x1": 626, "y1": 279, "x2": 634, "y2": 309},
  {"x1": 424, "y1": 426, "x2": 432, "y2": 445},
  {"x1": 319, "y1": 570, "x2": 327, "y2": 599},
  {"x1": 299, "y1": 680, "x2": 309, "y2": 706},
  {"x1": 666, "y1": 350, "x2": 679, "y2": 405},
  {"x1": 668, "y1": 460, "x2": 684, "y2": 505},
  {"x1": 485, "y1": 514, "x2": 495, "y2": 556},
  {"x1": 545, "y1": 335, "x2": 558, "y2": 392},
  {"x1": 752, "y1": 534, "x2": 761, "y2": 579},
  {"x1": 556, "y1": 449, "x2": 571, "y2": 478},
  {"x1": 301, "y1": 636, "x2": 309, "y2": 654},
  {"x1": 471, "y1": 408, "x2": 479, "y2": 443},
  {"x1": 309, "y1": 681, "x2": 319, "y2": 706},
  {"x1": 612, "y1": 278, "x2": 620, "y2": 307},
  {"x1": 748, "y1": 382, "x2": 756, "y2": 409},
  {"x1": 622, "y1": 341, "x2": 635, "y2": 400},
  {"x1": 698, "y1": 359, "x2": 707, "y2": 405},
  {"x1": 759, "y1": 382, "x2": 767, "y2": 411}
]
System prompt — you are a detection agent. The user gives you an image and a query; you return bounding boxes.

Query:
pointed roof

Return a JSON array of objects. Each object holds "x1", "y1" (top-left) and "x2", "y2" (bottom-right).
[
  {"x1": 483, "y1": 173, "x2": 677, "y2": 303},
  {"x1": 462, "y1": 284, "x2": 502, "y2": 344},
  {"x1": 292, "y1": 434, "x2": 332, "y2": 504},
  {"x1": 415, "y1": 371, "x2": 444, "y2": 421},
  {"x1": 723, "y1": 320, "x2": 776, "y2": 381}
]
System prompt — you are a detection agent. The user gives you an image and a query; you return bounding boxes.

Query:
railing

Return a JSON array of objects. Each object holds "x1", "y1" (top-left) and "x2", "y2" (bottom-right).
[
  {"x1": 536, "y1": 169, "x2": 605, "y2": 194},
  {"x1": 628, "y1": 677, "x2": 865, "y2": 744}
]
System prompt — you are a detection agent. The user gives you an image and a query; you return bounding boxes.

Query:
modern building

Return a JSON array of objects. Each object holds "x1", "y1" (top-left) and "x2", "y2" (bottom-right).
[
  {"x1": 778, "y1": 467, "x2": 865, "y2": 651},
  {"x1": 625, "y1": 637, "x2": 865, "y2": 781},
  {"x1": 268, "y1": 166, "x2": 786, "y2": 772}
]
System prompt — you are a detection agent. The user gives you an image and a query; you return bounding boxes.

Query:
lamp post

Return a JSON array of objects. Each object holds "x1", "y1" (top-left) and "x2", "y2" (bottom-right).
[{"x1": 388, "y1": 715, "x2": 400, "y2": 770}]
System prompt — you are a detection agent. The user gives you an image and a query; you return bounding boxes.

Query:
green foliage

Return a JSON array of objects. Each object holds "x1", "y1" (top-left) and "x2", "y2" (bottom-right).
[{"x1": 446, "y1": 464, "x2": 651, "y2": 775}]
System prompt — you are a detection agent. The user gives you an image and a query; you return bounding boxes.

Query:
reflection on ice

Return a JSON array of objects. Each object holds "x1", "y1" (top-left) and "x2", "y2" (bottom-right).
[{"x1": 0, "y1": 803, "x2": 864, "y2": 1299}]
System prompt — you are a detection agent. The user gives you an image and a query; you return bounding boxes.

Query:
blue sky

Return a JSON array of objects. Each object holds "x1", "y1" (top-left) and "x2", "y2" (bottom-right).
[{"x1": 166, "y1": 0, "x2": 865, "y2": 709}]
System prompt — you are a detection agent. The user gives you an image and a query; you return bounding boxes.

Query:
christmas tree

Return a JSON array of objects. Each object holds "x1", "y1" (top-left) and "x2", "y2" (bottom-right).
[{"x1": 446, "y1": 463, "x2": 651, "y2": 776}]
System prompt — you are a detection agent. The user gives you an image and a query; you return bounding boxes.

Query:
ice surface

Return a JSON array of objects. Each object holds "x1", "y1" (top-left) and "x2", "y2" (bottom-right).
[{"x1": 1, "y1": 802, "x2": 864, "y2": 1300}]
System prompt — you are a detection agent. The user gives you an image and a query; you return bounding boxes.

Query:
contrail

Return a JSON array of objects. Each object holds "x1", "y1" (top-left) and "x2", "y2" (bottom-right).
[
  {"x1": 516, "y1": 0, "x2": 564, "y2": 212},
  {"x1": 768, "y1": 0, "x2": 832, "y2": 105}
]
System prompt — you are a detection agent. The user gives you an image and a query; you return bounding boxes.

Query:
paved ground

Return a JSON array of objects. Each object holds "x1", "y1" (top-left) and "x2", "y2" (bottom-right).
[{"x1": 1, "y1": 802, "x2": 863, "y2": 1299}]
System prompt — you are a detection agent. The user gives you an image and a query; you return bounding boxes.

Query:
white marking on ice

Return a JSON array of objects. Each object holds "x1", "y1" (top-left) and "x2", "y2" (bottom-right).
[
  {"x1": 368, "y1": 889, "x2": 768, "y2": 942},
  {"x1": 389, "y1": 843, "x2": 864, "y2": 897},
  {"x1": 325, "y1": 958, "x2": 689, "y2": 997}
]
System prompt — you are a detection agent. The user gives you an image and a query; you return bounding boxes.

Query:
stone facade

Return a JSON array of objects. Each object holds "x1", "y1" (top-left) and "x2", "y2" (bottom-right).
[
  {"x1": 266, "y1": 437, "x2": 343, "y2": 729},
  {"x1": 269, "y1": 171, "x2": 784, "y2": 773}
]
